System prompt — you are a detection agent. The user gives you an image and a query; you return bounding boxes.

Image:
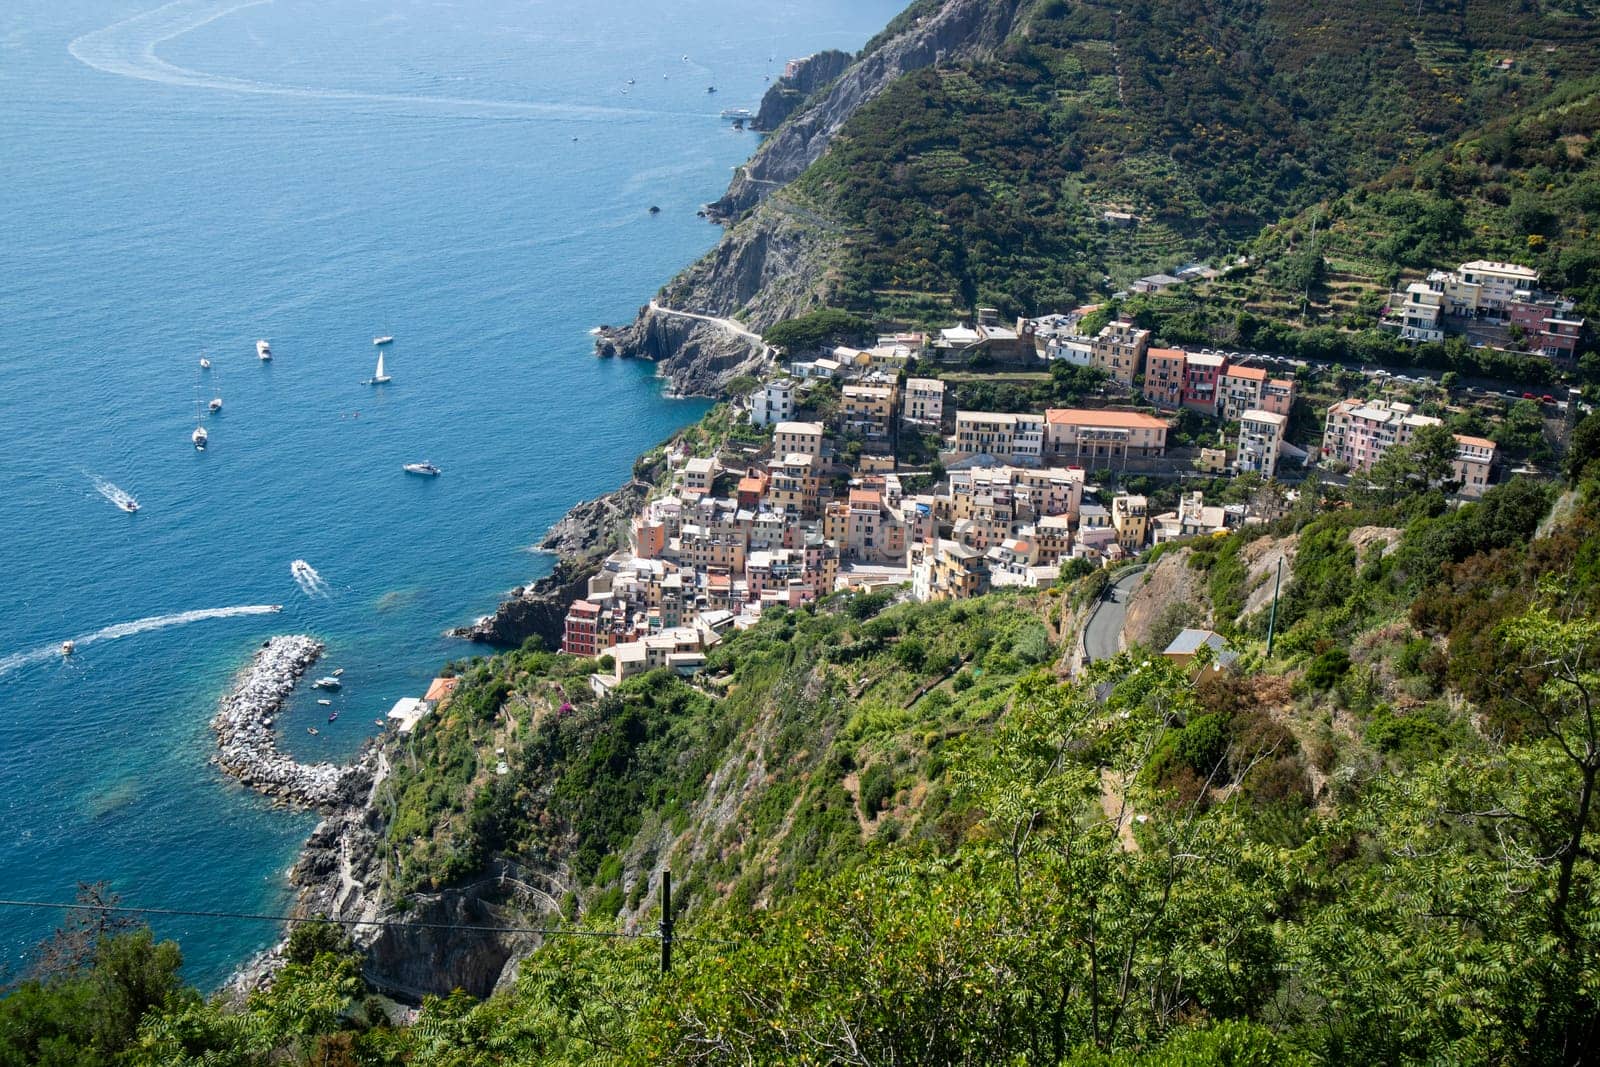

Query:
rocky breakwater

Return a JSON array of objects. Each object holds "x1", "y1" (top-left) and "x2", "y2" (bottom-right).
[{"x1": 211, "y1": 635, "x2": 370, "y2": 810}]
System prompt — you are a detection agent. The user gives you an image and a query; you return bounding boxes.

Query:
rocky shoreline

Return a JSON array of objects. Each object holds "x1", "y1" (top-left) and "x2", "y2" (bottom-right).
[
  {"x1": 448, "y1": 477, "x2": 651, "y2": 650},
  {"x1": 210, "y1": 635, "x2": 371, "y2": 811}
]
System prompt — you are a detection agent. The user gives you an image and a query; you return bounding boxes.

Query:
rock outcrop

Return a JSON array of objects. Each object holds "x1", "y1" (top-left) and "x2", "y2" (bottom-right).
[
  {"x1": 211, "y1": 636, "x2": 371, "y2": 810},
  {"x1": 596, "y1": 201, "x2": 836, "y2": 395},
  {"x1": 751, "y1": 49, "x2": 852, "y2": 132},
  {"x1": 600, "y1": 0, "x2": 1029, "y2": 396},
  {"x1": 711, "y1": 0, "x2": 1027, "y2": 221},
  {"x1": 449, "y1": 478, "x2": 649, "y2": 650}
]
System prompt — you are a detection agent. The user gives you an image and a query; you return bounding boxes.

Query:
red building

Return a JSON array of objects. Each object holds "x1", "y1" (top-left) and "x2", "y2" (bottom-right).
[{"x1": 562, "y1": 599, "x2": 603, "y2": 657}]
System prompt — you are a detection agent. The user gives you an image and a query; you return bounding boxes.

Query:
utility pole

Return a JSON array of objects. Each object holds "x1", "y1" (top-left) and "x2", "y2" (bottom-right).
[
  {"x1": 659, "y1": 870, "x2": 674, "y2": 975},
  {"x1": 1265, "y1": 558, "x2": 1283, "y2": 658}
]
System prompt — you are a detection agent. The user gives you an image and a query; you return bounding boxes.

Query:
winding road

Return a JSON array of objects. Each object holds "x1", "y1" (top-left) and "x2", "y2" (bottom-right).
[
  {"x1": 648, "y1": 300, "x2": 770, "y2": 353},
  {"x1": 1083, "y1": 565, "x2": 1147, "y2": 663}
]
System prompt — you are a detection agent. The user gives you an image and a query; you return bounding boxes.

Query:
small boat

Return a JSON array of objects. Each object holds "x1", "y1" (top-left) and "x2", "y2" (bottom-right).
[
  {"x1": 403, "y1": 461, "x2": 441, "y2": 477},
  {"x1": 332, "y1": 668, "x2": 344, "y2": 677},
  {"x1": 61, "y1": 640, "x2": 75, "y2": 656},
  {"x1": 626, "y1": 77, "x2": 635, "y2": 84},
  {"x1": 648, "y1": 205, "x2": 661, "y2": 215},
  {"x1": 199, "y1": 357, "x2": 211, "y2": 369},
  {"x1": 307, "y1": 727, "x2": 319, "y2": 736},
  {"x1": 192, "y1": 425, "x2": 208, "y2": 450},
  {"x1": 370, "y1": 350, "x2": 391, "y2": 385},
  {"x1": 706, "y1": 85, "x2": 717, "y2": 93},
  {"x1": 118, "y1": 498, "x2": 140, "y2": 513},
  {"x1": 374, "y1": 718, "x2": 386, "y2": 727},
  {"x1": 327, "y1": 710, "x2": 339, "y2": 723},
  {"x1": 373, "y1": 335, "x2": 394, "y2": 346},
  {"x1": 719, "y1": 107, "x2": 752, "y2": 121},
  {"x1": 317, "y1": 698, "x2": 332, "y2": 706},
  {"x1": 208, "y1": 396, "x2": 222, "y2": 412},
  {"x1": 313, "y1": 676, "x2": 342, "y2": 690},
  {"x1": 256, "y1": 339, "x2": 272, "y2": 360}
]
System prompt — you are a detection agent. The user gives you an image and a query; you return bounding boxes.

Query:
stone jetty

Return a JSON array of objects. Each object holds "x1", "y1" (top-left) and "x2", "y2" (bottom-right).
[{"x1": 211, "y1": 635, "x2": 369, "y2": 810}]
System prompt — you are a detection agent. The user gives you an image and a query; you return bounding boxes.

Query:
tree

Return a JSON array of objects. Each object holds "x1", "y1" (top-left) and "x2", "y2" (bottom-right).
[
  {"x1": 1357, "y1": 422, "x2": 1460, "y2": 506},
  {"x1": 1567, "y1": 411, "x2": 1600, "y2": 484}
]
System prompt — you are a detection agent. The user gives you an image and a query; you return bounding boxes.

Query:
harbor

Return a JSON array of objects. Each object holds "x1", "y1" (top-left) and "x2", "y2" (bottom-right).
[{"x1": 210, "y1": 635, "x2": 370, "y2": 811}]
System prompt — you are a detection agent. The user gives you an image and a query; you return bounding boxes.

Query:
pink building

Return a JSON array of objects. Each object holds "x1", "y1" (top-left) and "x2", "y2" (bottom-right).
[
  {"x1": 1182, "y1": 351, "x2": 1225, "y2": 413},
  {"x1": 1260, "y1": 376, "x2": 1296, "y2": 417},
  {"x1": 1142, "y1": 347, "x2": 1186, "y2": 408}
]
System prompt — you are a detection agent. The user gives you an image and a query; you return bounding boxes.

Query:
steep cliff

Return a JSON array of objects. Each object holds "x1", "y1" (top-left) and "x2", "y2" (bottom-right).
[
  {"x1": 595, "y1": 198, "x2": 836, "y2": 395},
  {"x1": 599, "y1": 0, "x2": 1030, "y2": 395},
  {"x1": 751, "y1": 50, "x2": 851, "y2": 133},
  {"x1": 449, "y1": 478, "x2": 650, "y2": 650},
  {"x1": 711, "y1": 0, "x2": 1028, "y2": 221}
]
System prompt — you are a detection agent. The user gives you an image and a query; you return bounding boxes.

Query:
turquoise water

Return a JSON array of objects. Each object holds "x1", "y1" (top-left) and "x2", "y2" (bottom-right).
[{"x1": 0, "y1": 0, "x2": 899, "y2": 986}]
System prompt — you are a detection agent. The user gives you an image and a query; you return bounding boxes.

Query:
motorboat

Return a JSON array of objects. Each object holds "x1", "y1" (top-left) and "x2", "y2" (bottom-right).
[
  {"x1": 61, "y1": 640, "x2": 75, "y2": 656},
  {"x1": 403, "y1": 461, "x2": 441, "y2": 477},
  {"x1": 371, "y1": 350, "x2": 391, "y2": 385},
  {"x1": 373, "y1": 335, "x2": 394, "y2": 346},
  {"x1": 327, "y1": 710, "x2": 339, "y2": 723},
  {"x1": 313, "y1": 676, "x2": 342, "y2": 690},
  {"x1": 208, "y1": 396, "x2": 222, "y2": 412},
  {"x1": 317, "y1": 698, "x2": 332, "y2": 706},
  {"x1": 307, "y1": 727, "x2": 319, "y2": 736},
  {"x1": 199, "y1": 357, "x2": 211, "y2": 369},
  {"x1": 720, "y1": 107, "x2": 752, "y2": 121},
  {"x1": 706, "y1": 85, "x2": 717, "y2": 93},
  {"x1": 256, "y1": 339, "x2": 272, "y2": 360},
  {"x1": 332, "y1": 667, "x2": 345, "y2": 677},
  {"x1": 118, "y1": 498, "x2": 140, "y2": 513}
]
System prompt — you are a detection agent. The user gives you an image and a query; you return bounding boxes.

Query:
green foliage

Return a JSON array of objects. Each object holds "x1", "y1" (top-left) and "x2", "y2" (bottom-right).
[
  {"x1": 761, "y1": 308, "x2": 869, "y2": 353},
  {"x1": 1304, "y1": 649, "x2": 1351, "y2": 692}
]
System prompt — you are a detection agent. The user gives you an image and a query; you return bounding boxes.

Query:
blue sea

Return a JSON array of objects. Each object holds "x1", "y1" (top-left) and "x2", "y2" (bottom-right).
[{"x1": 0, "y1": 0, "x2": 900, "y2": 986}]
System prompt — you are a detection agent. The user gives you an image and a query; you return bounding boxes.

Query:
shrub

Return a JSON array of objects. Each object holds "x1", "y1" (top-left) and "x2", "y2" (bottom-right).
[
  {"x1": 1304, "y1": 649, "x2": 1351, "y2": 691},
  {"x1": 858, "y1": 764, "x2": 896, "y2": 815}
]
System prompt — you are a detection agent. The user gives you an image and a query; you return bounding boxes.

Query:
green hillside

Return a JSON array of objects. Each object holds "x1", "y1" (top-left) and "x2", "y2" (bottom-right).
[
  {"x1": 789, "y1": 0, "x2": 1600, "y2": 325},
  {"x1": 9, "y1": 424, "x2": 1600, "y2": 1063}
]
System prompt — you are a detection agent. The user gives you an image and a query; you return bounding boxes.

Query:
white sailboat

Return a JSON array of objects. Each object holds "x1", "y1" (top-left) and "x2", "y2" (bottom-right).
[
  {"x1": 191, "y1": 374, "x2": 208, "y2": 449},
  {"x1": 208, "y1": 364, "x2": 223, "y2": 412},
  {"x1": 371, "y1": 349, "x2": 391, "y2": 385}
]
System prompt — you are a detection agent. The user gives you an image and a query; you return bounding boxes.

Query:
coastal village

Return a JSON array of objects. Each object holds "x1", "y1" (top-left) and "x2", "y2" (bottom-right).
[{"x1": 558, "y1": 255, "x2": 1588, "y2": 689}]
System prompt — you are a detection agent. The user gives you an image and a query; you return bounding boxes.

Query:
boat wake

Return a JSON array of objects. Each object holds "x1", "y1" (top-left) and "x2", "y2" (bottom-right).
[
  {"x1": 290, "y1": 559, "x2": 330, "y2": 598},
  {"x1": 69, "y1": 0, "x2": 676, "y2": 123},
  {"x1": 0, "y1": 605, "x2": 283, "y2": 679},
  {"x1": 87, "y1": 473, "x2": 139, "y2": 512}
]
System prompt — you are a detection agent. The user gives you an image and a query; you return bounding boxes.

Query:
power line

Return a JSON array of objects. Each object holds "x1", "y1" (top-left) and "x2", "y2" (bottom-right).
[{"x1": 0, "y1": 897, "x2": 735, "y2": 947}]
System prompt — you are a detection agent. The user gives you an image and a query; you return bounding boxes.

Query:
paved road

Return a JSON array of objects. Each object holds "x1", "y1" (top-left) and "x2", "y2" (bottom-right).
[
  {"x1": 1084, "y1": 565, "x2": 1147, "y2": 663},
  {"x1": 649, "y1": 300, "x2": 769, "y2": 352}
]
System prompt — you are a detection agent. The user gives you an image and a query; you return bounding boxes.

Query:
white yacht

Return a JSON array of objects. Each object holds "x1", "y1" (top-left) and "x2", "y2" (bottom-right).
[
  {"x1": 256, "y1": 339, "x2": 272, "y2": 360},
  {"x1": 192, "y1": 425, "x2": 208, "y2": 449},
  {"x1": 403, "y1": 461, "x2": 441, "y2": 477},
  {"x1": 61, "y1": 640, "x2": 76, "y2": 656},
  {"x1": 371, "y1": 350, "x2": 391, "y2": 385},
  {"x1": 373, "y1": 335, "x2": 394, "y2": 346},
  {"x1": 199, "y1": 356, "x2": 211, "y2": 369}
]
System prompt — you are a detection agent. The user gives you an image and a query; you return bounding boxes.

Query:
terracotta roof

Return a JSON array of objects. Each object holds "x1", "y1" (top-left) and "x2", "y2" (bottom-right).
[
  {"x1": 1454, "y1": 434, "x2": 1496, "y2": 449},
  {"x1": 423, "y1": 677, "x2": 460, "y2": 703},
  {"x1": 737, "y1": 476, "x2": 766, "y2": 495},
  {"x1": 1225, "y1": 366, "x2": 1267, "y2": 381},
  {"x1": 848, "y1": 489, "x2": 883, "y2": 507},
  {"x1": 1045, "y1": 408, "x2": 1170, "y2": 429},
  {"x1": 1146, "y1": 347, "x2": 1186, "y2": 362}
]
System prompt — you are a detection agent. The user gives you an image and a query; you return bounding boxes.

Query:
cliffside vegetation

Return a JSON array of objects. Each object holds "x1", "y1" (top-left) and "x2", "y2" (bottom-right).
[
  {"x1": 779, "y1": 0, "x2": 1600, "y2": 326},
  {"x1": 9, "y1": 435, "x2": 1600, "y2": 1062}
]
